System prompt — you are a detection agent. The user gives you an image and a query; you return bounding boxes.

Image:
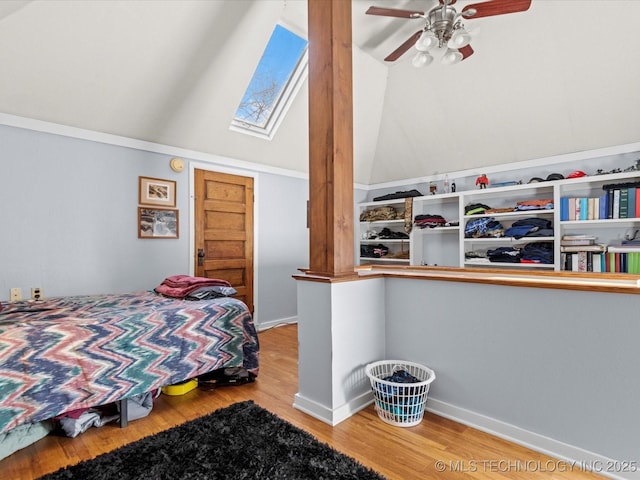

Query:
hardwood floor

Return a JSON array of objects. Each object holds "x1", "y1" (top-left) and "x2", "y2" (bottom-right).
[{"x1": 4, "y1": 324, "x2": 603, "y2": 479}]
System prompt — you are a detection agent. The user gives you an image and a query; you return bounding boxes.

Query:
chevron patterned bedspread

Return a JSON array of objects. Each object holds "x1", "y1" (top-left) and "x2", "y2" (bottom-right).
[{"x1": 0, "y1": 291, "x2": 259, "y2": 434}]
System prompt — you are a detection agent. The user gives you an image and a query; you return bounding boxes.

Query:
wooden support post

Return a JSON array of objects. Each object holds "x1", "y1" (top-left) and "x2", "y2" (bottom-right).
[{"x1": 306, "y1": 0, "x2": 355, "y2": 278}]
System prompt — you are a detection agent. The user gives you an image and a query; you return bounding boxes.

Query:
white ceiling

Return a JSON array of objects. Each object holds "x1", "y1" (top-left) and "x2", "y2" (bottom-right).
[{"x1": 1, "y1": 0, "x2": 639, "y2": 185}]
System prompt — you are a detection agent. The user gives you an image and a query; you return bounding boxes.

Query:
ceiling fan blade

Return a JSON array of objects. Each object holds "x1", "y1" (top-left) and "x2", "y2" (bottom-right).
[
  {"x1": 384, "y1": 30, "x2": 423, "y2": 62},
  {"x1": 366, "y1": 6, "x2": 424, "y2": 19},
  {"x1": 460, "y1": 44, "x2": 474, "y2": 61},
  {"x1": 462, "y1": 0, "x2": 531, "y2": 19}
]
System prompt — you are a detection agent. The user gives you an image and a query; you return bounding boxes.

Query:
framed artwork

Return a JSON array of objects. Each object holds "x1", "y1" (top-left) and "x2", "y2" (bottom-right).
[
  {"x1": 139, "y1": 176, "x2": 176, "y2": 207},
  {"x1": 138, "y1": 207, "x2": 179, "y2": 239}
]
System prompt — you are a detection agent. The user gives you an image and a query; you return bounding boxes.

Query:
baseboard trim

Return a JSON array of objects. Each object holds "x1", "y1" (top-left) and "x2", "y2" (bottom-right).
[
  {"x1": 293, "y1": 391, "x2": 373, "y2": 427},
  {"x1": 426, "y1": 397, "x2": 633, "y2": 480},
  {"x1": 293, "y1": 391, "x2": 635, "y2": 479},
  {"x1": 257, "y1": 316, "x2": 298, "y2": 332}
]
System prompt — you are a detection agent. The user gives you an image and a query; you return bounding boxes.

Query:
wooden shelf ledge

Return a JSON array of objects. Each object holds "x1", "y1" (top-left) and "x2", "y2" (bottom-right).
[{"x1": 355, "y1": 265, "x2": 640, "y2": 294}]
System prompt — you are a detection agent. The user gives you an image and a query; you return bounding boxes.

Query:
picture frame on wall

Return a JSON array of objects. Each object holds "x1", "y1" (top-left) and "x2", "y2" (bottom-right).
[
  {"x1": 138, "y1": 207, "x2": 179, "y2": 239},
  {"x1": 139, "y1": 176, "x2": 176, "y2": 207}
]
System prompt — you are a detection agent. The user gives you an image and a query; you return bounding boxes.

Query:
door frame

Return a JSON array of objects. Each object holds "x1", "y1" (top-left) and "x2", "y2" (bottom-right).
[{"x1": 189, "y1": 161, "x2": 259, "y2": 323}]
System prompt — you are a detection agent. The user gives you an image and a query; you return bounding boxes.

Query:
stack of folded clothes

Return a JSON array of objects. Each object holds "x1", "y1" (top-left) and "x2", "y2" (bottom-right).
[
  {"x1": 487, "y1": 246, "x2": 521, "y2": 263},
  {"x1": 520, "y1": 242, "x2": 554, "y2": 264},
  {"x1": 154, "y1": 275, "x2": 237, "y2": 300},
  {"x1": 515, "y1": 199, "x2": 554, "y2": 211},
  {"x1": 360, "y1": 244, "x2": 389, "y2": 258},
  {"x1": 465, "y1": 217, "x2": 505, "y2": 238},
  {"x1": 378, "y1": 227, "x2": 409, "y2": 239},
  {"x1": 504, "y1": 218, "x2": 553, "y2": 239},
  {"x1": 465, "y1": 203, "x2": 492, "y2": 215},
  {"x1": 414, "y1": 214, "x2": 447, "y2": 229}
]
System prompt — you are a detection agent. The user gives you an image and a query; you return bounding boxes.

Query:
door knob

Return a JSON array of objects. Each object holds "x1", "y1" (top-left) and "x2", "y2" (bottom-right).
[{"x1": 197, "y1": 248, "x2": 205, "y2": 266}]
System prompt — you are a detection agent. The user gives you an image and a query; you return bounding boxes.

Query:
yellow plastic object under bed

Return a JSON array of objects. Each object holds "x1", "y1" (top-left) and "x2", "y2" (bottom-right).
[{"x1": 161, "y1": 378, "x2": 198, "y2": 396}]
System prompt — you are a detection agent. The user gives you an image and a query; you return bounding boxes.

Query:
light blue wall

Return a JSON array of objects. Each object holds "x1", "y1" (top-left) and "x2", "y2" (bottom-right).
[
  {"x1": 295, "y1": 273, "x2": 640, "y2": 470},
  {"x1": 257, "y1": 172, "x2": 309, "y2": 326},
  {"x1": 0, "y1": 124, "x2": 189, "y2": 297},
  {"x1": 384, "y1": 277, "x2": 640, "y2": 465},
  {"x1": 0, "y1": 124, "x2": 309, "y2": 328}
]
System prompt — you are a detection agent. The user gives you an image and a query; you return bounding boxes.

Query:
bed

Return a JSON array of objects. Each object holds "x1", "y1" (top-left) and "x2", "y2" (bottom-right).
[{"x1": 0, "y1": 289, "x2": 259, "y2": 438}]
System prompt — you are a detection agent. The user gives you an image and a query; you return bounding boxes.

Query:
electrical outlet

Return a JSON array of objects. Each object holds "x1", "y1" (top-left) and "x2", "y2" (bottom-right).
[
  {"x1": 10, "y1": 288, "x2": 22, "y2": 302},
  {"x1": 31, "y1": 287, "x2": 42, "y2": 301}
]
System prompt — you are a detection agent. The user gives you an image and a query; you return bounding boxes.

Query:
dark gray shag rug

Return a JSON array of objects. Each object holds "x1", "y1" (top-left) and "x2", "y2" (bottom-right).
[{"x1": 38, "y1": 401, "x2": 386, "y2": 479}]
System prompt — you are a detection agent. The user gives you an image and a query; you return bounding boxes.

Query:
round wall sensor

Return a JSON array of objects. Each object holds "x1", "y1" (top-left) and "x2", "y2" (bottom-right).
[{"x1": 170, "y1": 157, "x2": 185, "y2": 173}]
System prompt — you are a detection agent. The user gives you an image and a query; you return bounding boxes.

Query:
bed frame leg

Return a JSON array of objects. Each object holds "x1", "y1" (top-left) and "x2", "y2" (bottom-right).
[{"x1": 119, "y1": 400, "x2": 128, "y2": 428}]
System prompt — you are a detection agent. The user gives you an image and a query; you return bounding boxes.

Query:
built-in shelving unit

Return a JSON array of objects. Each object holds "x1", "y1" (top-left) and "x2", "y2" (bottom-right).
[
  {"x1": 360, "y1": 170, "x2": 640, "y2": 273},
  {"x1": 358, "y1": 199, "x2": 410, "y2": 265}
]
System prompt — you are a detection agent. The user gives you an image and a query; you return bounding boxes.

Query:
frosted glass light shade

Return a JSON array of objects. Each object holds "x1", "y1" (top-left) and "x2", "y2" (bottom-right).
[
  {"x1": 412, "y1": 51, "x2": 434, "y2": 67},
  {"x1": 415, "y1": 31, "x2": 438, "y2": 52},
  {"x1": 441, "y1": 48, "x2": 463, "y2": 65},
  {"x1": 449, "y1": 27, "x2": 471, "y2": 48}
]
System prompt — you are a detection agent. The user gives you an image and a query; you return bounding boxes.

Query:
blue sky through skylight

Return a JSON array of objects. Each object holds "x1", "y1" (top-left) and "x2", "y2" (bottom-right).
[{"x1": 234, "y1": 24, "x2": 307, "y2": 128}]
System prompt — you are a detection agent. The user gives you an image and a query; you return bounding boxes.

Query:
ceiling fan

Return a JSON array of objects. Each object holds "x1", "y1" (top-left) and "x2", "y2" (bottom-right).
[{"x1": 366, "y1": 0, "x2": 532, "y2": 67}]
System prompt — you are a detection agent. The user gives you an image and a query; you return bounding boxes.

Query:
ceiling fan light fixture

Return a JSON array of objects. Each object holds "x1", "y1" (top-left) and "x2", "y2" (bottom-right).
[
  {"x1": 368, "y1": 0, "x2": 533, "y2": 66},
  {"x1": 449, "y1": 26, "x2": 471, "y2": 48},
  {"x1": 415, "y1": 30, "x2": 438, "y2": 51},
  {"x1": 441, "y1": 48, "x2": 463, "y2": 65},
  {"x1": 412, "y1": 51, "x2": 434, "y2": 68}
]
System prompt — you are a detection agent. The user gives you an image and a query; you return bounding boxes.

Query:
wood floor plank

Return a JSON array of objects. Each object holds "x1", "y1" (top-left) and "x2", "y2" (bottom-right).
[{"x1": 1, "y1": 324, "x2": 604, "y2": 479}]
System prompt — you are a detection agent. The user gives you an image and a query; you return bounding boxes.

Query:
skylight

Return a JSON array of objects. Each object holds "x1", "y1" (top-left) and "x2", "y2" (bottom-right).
[{"x1": 231, "y1": 24, "x2": 308, "y2": 140}]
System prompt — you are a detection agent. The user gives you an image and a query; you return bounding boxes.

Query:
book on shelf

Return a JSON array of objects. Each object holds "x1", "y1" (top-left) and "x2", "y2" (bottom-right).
[
  {"x1": 593, "y1": 253, "x2": 602, "y2": 272},
  {"x1": 609, "y1": 252, "x2": 640, "y2": 274},
  {"x1": 560, "y1": 197, "x2": 569, "y2": 221},
  {"x1": 561, "y1": 234, "x2": 596, "y2": 246},
  {"x1": 601, "y1": 186, "x2": 640, "y2": 220},
  {"x1": 619, "y1": 188, "x2": 629, "y2": 218},
  {"x1": 562, "y1": 234, "x2": 596, "y2": 240},
  {"x1": 631, "y1": 253, "x2": 640, "y2": 274},
  {"x1": 578, "y1": 251, "x2": 588, "y2": 272},
  {"x1": 595, "y1": 245, "x2": 640, "y2": 274},
  {"x1": 560, "y1": 195, "x2": 618, "y2": 221},
  {"x1": 563, "y1": 251, "x2": 603, "y2": 272},
  {"x1": 579, "y1": 197, "x2": 588, "y2": 220},
  {"x1": 559, "y1": 238, "x2": 640, "y2": 273},
  {"x1": 568, "y1": 197, "x2": 576, "y2": 221},
  {"x1": 560, "y1": 243, "x2": 607, "y2": 253},
  {"x1": 586, "y1": 198, "x2": 594, "y2": 220},
  {"x1": 564, "y1": 253, "x2": 578, "y2": 272},
  {"x1": 599, "y1": 192, "x2": 608, "y2": 219},
  {"x1": 607, "y1": 244, "x2": 640, "y2": 253}
]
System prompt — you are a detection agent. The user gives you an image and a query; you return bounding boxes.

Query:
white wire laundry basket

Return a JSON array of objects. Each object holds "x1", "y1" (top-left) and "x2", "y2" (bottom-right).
[{"x1": 365, "y1": 360, "x2": 436, "y2": 427}]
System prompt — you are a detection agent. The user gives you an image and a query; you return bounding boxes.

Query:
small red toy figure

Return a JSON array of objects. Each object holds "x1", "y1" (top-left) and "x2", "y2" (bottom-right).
[{"x1": 476, "y1": 174, "x2": 489, "y2": 189}]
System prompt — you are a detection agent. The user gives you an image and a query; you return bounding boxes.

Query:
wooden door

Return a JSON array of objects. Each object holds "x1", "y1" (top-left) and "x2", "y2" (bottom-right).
[{"x1": 194, "y1": 169, "x2": 254, "y2": 312}]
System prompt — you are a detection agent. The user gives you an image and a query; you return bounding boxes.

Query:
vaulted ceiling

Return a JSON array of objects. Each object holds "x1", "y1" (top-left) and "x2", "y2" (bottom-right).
[{"x1": 1, "y1": 0, "x2": 639, "y2": 185}]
